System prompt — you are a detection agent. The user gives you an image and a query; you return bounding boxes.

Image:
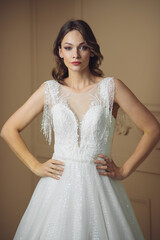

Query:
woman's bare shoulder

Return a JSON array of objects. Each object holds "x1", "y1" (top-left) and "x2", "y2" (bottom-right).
[
  {"x1": 113, "y1": 77, "x2": 133, "y2": 101},
  {"x1": 113, "y1": 77, "x2": 124, "y2": 86}
]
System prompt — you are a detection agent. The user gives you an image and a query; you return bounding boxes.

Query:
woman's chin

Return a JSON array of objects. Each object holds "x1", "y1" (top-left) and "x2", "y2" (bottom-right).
[{"x1": 67, "y1": 64, "x2": 89, "y2": 73}]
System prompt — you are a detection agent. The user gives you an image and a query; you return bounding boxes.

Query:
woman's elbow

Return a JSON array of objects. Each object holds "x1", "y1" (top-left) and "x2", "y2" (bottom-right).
[
  {"x1": 155, "y1": 123, "x2": 160, "y2": 140},
  {"x1": 0, "y1": 123, "x2": 9, "y2": 139},
  {"x1": 147, "y1": 122, "x2": 160, "y2": 142},
  {"x1": 0, "y1": 122, "x2": 16, "y2": 140}
]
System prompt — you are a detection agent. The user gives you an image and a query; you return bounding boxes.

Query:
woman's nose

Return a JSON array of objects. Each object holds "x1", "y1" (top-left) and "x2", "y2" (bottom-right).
[{"x1": 73, "y1": 48, "x2": 80, "y2": 58}]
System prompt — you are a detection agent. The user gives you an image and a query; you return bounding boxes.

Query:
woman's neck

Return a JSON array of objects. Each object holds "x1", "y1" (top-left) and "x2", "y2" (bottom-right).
[{"x1": 64, "y1": 71, "x2": 98, "y2": 90}]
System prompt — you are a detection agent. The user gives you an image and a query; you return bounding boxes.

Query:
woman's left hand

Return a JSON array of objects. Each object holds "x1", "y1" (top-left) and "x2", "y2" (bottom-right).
[{"x1": 94, "y1": 154, "x2": 127, "y2": 180}]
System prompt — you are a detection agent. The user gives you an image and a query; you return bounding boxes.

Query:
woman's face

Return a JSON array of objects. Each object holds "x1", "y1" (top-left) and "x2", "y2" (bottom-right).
[{"x1": 59, "y1": 30, "x2": 93, "y2": 73}]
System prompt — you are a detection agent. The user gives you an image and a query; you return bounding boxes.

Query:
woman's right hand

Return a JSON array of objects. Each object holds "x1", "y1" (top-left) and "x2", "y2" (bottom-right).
[{"x1": 33, "y1": 159, "x2": 65, "y2": 180}]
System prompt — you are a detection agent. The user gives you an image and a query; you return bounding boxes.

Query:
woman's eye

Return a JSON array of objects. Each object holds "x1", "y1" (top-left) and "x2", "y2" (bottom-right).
[
  {"x1": 64, "y1": 47, "x2": 72, "y2": 50},
  {"x1": 80, "y1": 46, "x2": 88, "y2": 50},
  {"x1": 64, "y1": 46, "x2": 88, "y2": 51}
]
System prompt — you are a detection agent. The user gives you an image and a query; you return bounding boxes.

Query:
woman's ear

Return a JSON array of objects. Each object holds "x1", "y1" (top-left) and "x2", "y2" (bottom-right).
[{"x1": 59, "y1": 47, "x2": 63, "y2": 58}]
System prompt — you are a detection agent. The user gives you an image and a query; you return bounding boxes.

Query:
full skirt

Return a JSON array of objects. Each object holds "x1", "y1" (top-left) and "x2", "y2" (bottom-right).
[{"x1": 14, "y1": 161, "x2": 144, "y2": 240}]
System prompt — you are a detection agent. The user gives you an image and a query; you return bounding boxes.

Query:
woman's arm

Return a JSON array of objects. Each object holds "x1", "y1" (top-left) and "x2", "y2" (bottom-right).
[
  {"x1": 95, "y1": 78, "x2": 160, "y2": 180},
  {"x1": 0, "y1": 84, "x2": 45, "y2": 172},
  {"x1": 1, "y1": 83, "x2": 65, "y2": 180}
]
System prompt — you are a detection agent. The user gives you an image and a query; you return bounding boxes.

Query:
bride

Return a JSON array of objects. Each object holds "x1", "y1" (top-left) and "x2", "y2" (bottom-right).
[{"x1": 1, "y1": 19, "x2": 160, "y2": 240}]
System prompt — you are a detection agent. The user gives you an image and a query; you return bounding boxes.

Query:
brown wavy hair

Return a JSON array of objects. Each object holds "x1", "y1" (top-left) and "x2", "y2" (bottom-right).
[{"x1": 52, "y1": 19, "x2": 104, "y2": 84}]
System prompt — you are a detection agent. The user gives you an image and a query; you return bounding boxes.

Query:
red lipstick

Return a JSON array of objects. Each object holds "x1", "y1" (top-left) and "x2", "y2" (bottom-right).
[{"x1": 71, "y1": 62, "x2": 81, "y2": 66}]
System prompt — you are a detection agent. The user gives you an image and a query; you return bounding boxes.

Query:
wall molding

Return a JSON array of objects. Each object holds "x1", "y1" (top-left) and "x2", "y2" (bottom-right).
[{"x1": 130, "y1": 198, "x2": 151, "y2": 239}]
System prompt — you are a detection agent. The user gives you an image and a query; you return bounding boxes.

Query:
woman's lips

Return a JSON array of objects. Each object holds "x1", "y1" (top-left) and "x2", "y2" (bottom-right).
[{"x1": 71, "y1": 62, "x2": 81, "y2": 66}]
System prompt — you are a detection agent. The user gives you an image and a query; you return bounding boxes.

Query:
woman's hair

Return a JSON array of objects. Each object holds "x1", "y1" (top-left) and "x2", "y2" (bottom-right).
[{"x1": 52, "y1": 19, "x2": 104, "y2": 84}]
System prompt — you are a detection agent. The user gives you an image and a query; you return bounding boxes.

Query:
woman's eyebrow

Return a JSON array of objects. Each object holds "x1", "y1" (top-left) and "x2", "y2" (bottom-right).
[{"x1": 63, "y1": 41, "x2": 86, "y2": 46}]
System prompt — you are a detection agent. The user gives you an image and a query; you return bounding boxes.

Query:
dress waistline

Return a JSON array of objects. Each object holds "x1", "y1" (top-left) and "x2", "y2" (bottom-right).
[{"x1": 52, "y1": 154, "x2": 96, "y2": 164}]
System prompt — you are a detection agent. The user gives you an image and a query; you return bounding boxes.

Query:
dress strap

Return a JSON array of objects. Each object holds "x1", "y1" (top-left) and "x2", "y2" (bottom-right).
[
  {"x1": 100, "y1": 77, "x2": 115, "y2": 125},
  {"x1": 41, "y1": 80, "x2": 59, "y2": 145}
]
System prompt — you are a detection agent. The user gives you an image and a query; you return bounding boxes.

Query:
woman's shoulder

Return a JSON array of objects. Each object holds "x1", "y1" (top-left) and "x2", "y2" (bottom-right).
[
  {"x1": 42, "y1": 79, "x2": 59, "y2": 86},
  {"x1": 100, "y1": 76, "x2": 122, "y2": 83},
  {"x1": 113, "y1": 77, "x2": 123, "y2": 85},
  {"x1": 113, "y1": 78, "x2": 130, "y2": 95},
  {"x1": 106, "y1": 77, "x2": 125, "y2": 92},
  {"x1": 40, "y1": 79, "x2": 60, "y2": 97},
  {"x1": 41, "y1": 79, "x2": 60, "y2": 90}
]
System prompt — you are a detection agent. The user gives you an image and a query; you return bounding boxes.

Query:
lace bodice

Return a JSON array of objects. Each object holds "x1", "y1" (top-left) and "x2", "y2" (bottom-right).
[{"x1": 41, "y1": 77, "x2": 116, "y2": 162}]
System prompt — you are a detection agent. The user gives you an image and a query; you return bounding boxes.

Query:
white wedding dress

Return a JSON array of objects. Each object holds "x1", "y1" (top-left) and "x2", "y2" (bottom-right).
[{"x1": 14, "y1": 77, "x2": 144, "y2": 240}]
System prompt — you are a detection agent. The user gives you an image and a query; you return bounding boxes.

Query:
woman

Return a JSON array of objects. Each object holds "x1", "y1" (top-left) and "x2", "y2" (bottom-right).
[{"x1": 1, "y1": 19, "x2": 160, "y2": 240}]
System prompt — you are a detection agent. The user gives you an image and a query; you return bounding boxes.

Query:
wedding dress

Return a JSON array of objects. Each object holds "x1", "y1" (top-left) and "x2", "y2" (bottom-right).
[{"x1": 14, "y1": 77, "x2": 144, "y2": 240}]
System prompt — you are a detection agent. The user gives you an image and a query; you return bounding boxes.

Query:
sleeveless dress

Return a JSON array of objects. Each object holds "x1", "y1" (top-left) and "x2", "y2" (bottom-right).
[{"x1": 14, "y1": 77, "x2": 144, "y2": 240}]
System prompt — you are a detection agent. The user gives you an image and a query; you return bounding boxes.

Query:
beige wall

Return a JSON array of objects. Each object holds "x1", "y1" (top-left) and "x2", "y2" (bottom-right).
[
  {"x1": 0, "y1": 0, "x2": 160, "y2": 239},
  {"x1": 0, "y1": 0, "x2": 33, "y2": 239}
]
